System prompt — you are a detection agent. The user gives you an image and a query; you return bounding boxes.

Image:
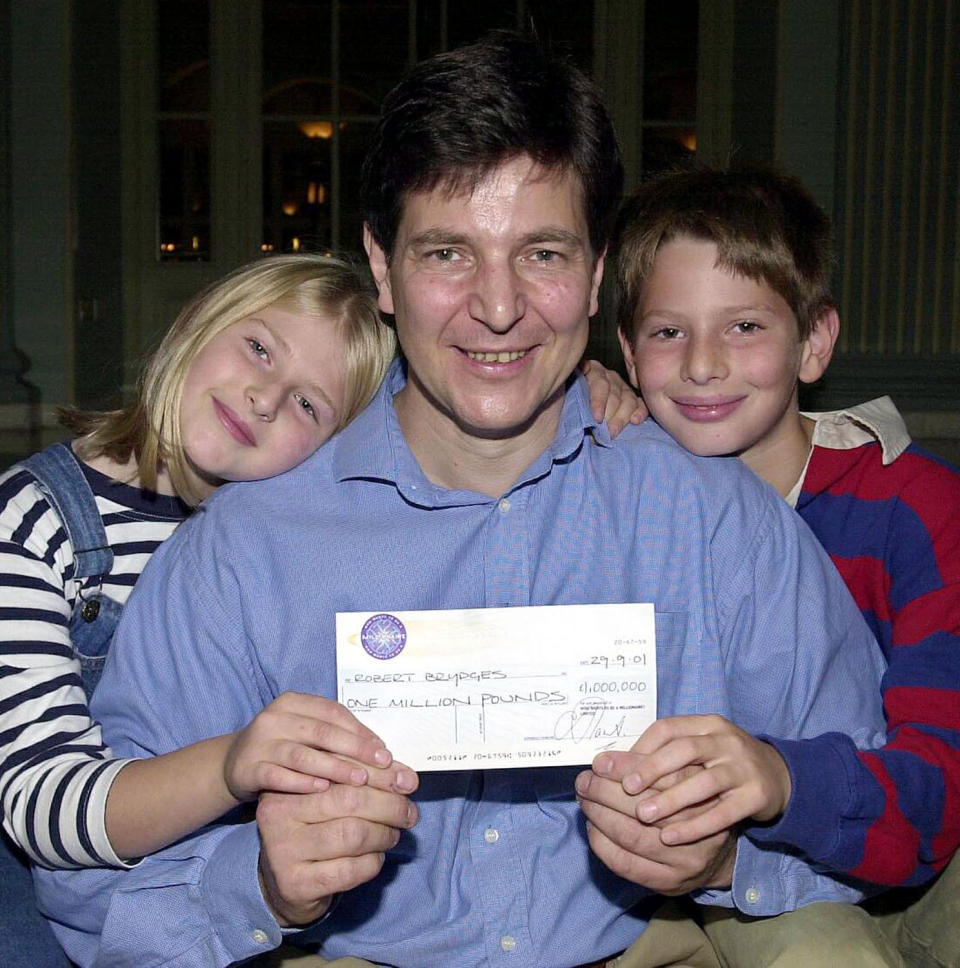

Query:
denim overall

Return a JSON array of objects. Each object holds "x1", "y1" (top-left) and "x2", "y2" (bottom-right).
[{"x1": 1, "y1": 442, "x2": 122, "y2": 967}]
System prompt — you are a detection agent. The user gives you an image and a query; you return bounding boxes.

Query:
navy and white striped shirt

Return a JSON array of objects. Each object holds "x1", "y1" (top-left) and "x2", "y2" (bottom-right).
[{"x1": 0, "y1": 457, "x2": 186, "y2": 868}]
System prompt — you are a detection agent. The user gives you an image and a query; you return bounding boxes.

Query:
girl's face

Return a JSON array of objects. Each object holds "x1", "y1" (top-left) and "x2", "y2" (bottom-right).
[{"x1": 179, "y1": 305, "x2": 347, "y2": 494}]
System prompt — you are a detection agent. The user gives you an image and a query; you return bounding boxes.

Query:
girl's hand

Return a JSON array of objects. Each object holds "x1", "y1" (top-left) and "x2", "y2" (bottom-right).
[
  {"x1": 224, "y1": 691, "x2": 418, "y2": 801},
  {"x1": 580, "y1": 359, "x2": 648, "y2": 436},
  {"x1": 599, "y1": 714, "x2": 792, "y2": 844}
]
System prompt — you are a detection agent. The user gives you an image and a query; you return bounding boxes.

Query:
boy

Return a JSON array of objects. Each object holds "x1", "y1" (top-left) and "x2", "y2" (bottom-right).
[{"x1": 612, "y1": 165, "x2": 960, "y2": 965}]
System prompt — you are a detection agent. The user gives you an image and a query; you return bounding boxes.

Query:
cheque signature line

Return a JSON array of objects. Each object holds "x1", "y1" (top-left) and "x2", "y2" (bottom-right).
[{"x1": 553, "y1": 701, "x2": 627, "y2": 744}]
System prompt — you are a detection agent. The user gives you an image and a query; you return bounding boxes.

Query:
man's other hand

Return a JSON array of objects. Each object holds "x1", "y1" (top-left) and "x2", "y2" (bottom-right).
[
  {"x1": 256, "y1": 781, "x2": 418, "y2": 927},
  {"x1": 575, "y1": 761, "x2": 735, "y2": 894}
]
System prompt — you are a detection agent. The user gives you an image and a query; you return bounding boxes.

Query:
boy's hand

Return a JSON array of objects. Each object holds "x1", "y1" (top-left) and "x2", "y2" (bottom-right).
[
  {"x1": 224, "y1": 691, "x2": 418, "y2": 802},
  {"x1": 580, "y1": 359, "x2": 648, "y2": 437},
  {"x1": 607, "y1": 714, "x2": 793, "y2": 844}
]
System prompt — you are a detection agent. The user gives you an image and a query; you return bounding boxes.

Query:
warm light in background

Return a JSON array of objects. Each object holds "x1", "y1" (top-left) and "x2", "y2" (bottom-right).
[
  {"x1": 306, "y1": 182, "x2": 327, "y2": 205},
  {"x1": 299, "y1": 120, "x2": 333, "y2": 139}
]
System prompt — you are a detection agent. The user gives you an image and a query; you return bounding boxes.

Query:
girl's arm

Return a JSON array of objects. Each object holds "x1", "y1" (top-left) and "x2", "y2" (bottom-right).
[
  {"x1": 0, "y1": 469, "x2": 125, "y2": 868},
  {"x1": 105, "y1": 691, "x2": 418, "y2": 860}
]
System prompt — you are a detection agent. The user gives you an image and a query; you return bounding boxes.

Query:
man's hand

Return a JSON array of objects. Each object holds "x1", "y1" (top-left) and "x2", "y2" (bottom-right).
[
  {"x1": 575, "y1": 754, "x2": 735, "y2": 895},
  {"x1": 257, "y1": 780, "x2": 419, "y2": 927},
  {"x1": 615, "y1": 715, "x2": 793, "y2": 845}
]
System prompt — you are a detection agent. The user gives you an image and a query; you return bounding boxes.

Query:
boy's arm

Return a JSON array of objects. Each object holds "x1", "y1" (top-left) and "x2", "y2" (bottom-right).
[
  {"x1": 750, "y1": 453, "x2": 960, "y2": 886},
  {"x1": 579, "y1": 359, "x2": 647, "y2": 435},
  {"x1": 104, "y1": 693, "x2": 416, "y2": 861}
]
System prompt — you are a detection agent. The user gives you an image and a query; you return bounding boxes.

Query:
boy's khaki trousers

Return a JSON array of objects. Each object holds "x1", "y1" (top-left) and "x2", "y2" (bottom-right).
[{"x1": 703, "y1": 848, "x2": 960, "y2": 968}]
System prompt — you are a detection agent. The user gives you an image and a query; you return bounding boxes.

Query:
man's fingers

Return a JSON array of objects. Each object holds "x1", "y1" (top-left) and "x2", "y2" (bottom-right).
[
  {"x1": 267, "y1": 849, "x2": 389, "y2": 926},
  {"x1": 576, "y1": 768, "x2": 639, "y2": 817},
  {"x1": 257, "y1": 809, "x2": 400, "y2": 927},
  {"x1": 258, "y1": 784, "x2": 417, "y2": 836},
  {"x1": 303, "y1": 851, "x2": 390, "y2": 899},
  {"x1": 578, "y1": 783, "x2": 660, "y2": 856},
  {"x1": 579, "y1": 792, "x2": 723, "y2": 895},
  {"x1": 584, "y1": 820, "x2": 688, "y2": 894}
]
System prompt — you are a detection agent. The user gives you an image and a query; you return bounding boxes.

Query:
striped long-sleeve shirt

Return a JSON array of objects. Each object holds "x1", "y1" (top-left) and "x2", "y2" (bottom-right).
[
  {"x1": 0, "y1": 457, "x2": 186, "y2": 868},
  {"x1": 753, "y1": 398, "x2": 960, "y2": 886}
]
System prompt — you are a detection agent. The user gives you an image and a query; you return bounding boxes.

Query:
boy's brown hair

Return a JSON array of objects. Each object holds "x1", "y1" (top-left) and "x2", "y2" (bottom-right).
[{"x1": 613, "y1": 165, "x2": 834, "y2": 341}]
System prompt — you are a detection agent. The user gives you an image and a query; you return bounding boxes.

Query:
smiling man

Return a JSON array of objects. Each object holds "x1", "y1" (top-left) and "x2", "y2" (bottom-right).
[
  {"x1": 366, "y1": 154, "x2": 604, "y2": 494},
  {"x1": 38, "y1": 31, "x2": 888, "y2": 968}
]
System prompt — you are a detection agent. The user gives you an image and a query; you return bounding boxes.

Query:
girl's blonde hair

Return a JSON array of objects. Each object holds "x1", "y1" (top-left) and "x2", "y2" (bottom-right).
[{"x1": 64, "y1": 254, "x2": 395, "y2": 505}]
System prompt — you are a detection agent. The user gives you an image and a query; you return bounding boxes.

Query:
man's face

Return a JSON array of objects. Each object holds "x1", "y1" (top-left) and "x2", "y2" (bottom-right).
[{"x1": 366, "y1": 156, "x2": 604, "y2": 444}]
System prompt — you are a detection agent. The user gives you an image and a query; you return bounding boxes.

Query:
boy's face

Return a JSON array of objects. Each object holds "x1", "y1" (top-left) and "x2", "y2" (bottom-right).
[{"x1": 620, "y1": 236, "x2": 820, "y2": 464}]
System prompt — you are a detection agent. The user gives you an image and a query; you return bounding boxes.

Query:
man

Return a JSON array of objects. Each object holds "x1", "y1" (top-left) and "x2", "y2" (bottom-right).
[{"x1": 38, "y1": 31, "x2": 886, "y2": 967}]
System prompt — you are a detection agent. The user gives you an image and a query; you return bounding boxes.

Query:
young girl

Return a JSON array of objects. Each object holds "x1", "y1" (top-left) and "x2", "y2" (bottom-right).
[{"x1": 0, "y1": 254, "x2": 407, "y2": 966}]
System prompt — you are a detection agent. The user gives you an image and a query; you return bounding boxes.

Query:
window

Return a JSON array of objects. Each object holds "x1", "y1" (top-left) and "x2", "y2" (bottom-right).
[
  {"x1": 157, "y1": 0, "x2": 211, "y2": 261},
  {"x1": 151, "y1": 0, "x2": 699, "y2": 260}
]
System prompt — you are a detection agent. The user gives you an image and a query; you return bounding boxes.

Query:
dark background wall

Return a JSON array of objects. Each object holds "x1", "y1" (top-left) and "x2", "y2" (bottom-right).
[{"x1": 1, "y1": 0, "x2": 957, "y2": 465}]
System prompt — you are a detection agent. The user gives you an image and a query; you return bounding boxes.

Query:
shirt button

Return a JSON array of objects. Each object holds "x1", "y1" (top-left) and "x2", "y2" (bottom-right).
[
  {"x1": 500, "y1": 935, "x2": 516, "y2": 952},
  {"x1": 498, "y1": 498, "x2": 511, "y2": 513},
  {"x1": 484, "y1": 827, "x2": 499, "y2": 844},
  {"x1": 745, "y1": 887, "x2": 761, "y2": 905},
  {"x1": 251, "y1": 929, "x2": 270, "y2": 944}
]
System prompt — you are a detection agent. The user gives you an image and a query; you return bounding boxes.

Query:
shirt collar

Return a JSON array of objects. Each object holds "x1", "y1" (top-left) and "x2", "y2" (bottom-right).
[
  {"x1": 330, "y1": 359, "x2": 605, "y2": 504},
  {"x1": 799, "y1": 396, "x2": 911, "y2": 465}
]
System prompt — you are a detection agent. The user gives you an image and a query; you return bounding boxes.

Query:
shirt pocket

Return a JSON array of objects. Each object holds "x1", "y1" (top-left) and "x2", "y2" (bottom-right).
[{"x1": 655, "y1": 609, "x2": 698, "y2": 716}]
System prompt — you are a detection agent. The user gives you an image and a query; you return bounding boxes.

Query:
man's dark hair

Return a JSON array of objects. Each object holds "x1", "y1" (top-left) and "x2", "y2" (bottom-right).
[{"x1": 361, "y1": 30, "x2": 624, "y2": 259}]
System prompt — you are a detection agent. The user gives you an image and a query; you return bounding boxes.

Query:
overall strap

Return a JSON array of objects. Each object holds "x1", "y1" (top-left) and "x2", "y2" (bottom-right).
[{"x1": 20, "y1": 442, "x2": 114, "y2": 579}]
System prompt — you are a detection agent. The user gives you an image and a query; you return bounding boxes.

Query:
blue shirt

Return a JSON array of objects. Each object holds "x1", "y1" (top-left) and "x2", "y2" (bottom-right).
[{"x1": 37, "y1": 365, "x2": 886, "y2": 968}]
